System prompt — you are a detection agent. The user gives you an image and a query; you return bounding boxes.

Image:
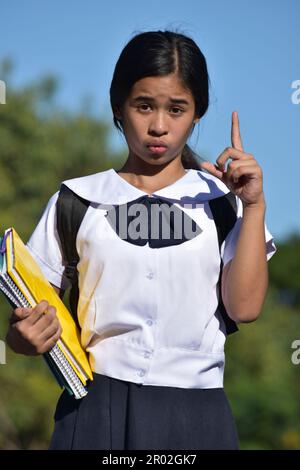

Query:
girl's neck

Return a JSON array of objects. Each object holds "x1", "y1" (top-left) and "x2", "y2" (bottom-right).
[{"x1": 116, "y1": 157, "x2": 188, "y2": 195}]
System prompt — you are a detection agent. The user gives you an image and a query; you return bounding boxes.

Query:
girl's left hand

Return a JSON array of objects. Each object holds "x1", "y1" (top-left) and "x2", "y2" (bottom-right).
[{"x1": 200, "y1": 111, "x2": 265, "y2": 208}]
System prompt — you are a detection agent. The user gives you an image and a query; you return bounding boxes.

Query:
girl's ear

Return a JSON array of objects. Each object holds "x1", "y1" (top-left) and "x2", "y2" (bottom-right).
[{"x1": 114, "y1": 106, "x2": 122, "y2": 120}]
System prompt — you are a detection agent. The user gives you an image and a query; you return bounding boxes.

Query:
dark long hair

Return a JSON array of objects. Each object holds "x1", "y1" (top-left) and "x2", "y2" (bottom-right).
[{"x1": 110, "y1": 30, "x2": 209, "y2": 169}]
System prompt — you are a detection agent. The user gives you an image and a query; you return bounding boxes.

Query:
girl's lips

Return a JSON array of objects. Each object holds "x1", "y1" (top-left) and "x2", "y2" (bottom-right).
[{"x1": 147, "y1": 145, "x2": 168, "y2": 154}]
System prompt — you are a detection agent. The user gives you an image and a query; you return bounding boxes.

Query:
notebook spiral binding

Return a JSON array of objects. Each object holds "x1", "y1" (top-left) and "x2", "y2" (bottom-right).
[
  {"x1": 1, "y1": 273, "x2": 29, "y2": 306},
  {"x1": 0, "y1": 273, "x2": 87, "y2": 399},
  {"x1": 48, "y1": 347, "x2": 87, "y2": 399}
]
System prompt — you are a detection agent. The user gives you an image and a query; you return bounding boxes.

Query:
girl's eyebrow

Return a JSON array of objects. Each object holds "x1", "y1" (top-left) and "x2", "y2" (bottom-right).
[{"x1": 132, "y1": 95, "x2": 190, "y2": 105}]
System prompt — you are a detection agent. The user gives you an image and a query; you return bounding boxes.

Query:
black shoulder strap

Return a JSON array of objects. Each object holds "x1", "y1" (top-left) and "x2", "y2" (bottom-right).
[
  {"x1": 208, "y1": 192, "x2": 238, "y2": 335},
  {"x1": 56, "y1": 184, "x2": 90, "y2": 326}
]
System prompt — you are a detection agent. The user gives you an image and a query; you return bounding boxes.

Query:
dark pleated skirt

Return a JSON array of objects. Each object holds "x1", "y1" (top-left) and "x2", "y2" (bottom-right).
[{"x1": 49, "y1": 373, "x2": 239, "y2": 450}]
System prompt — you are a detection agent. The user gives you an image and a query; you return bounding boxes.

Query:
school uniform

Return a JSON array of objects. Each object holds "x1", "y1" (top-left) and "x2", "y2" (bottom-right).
[{"x1": 26, "y1": 168, "x2": 276, "y2": 450}]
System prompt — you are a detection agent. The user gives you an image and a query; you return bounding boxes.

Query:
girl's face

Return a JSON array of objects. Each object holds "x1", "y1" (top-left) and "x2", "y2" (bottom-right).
[{"x1": 115, "y1": 73, "x2": 199, "y2": 168}]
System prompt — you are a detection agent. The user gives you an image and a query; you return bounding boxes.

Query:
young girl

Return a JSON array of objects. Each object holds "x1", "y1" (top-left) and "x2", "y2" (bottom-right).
[{"x1": 6, "y1": 30, "x2": 276, "y2": 450}]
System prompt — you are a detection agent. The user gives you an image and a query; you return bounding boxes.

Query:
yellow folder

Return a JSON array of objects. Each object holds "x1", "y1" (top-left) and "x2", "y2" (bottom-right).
[{"x1": 5, "y1": 227, "x2": 93, "y2": 384}]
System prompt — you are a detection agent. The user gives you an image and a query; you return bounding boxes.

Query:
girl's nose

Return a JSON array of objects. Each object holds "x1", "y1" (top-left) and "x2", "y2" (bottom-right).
[{"x1": 148, "y1": 111, "x2": 168, "y2": 135}]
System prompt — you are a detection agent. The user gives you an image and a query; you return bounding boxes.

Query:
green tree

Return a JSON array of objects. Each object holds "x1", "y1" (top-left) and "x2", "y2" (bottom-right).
[
  {"x1": 268, "y1": 233, "x2": 300, "y2": 307},
  {"x1": 225, "y1": 287, "x2": 300, "y2": 449}
]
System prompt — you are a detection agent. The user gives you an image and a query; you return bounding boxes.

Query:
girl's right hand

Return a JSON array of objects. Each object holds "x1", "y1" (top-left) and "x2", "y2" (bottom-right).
[{"x1": 5, "y1": 300, "x2": 62, "y2": 356}]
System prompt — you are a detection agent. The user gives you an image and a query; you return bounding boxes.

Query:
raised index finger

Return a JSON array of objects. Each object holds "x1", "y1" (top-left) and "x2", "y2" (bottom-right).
[{"x1": 231, "y1": 111, "x2": 243, "y2": 151}]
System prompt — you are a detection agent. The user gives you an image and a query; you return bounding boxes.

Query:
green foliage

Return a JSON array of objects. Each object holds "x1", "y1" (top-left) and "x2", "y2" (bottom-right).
[
  {"x1": 268, "y1": 233, "x2": 300, "y2": 307},
  {"x1": 0, "y1": 327, "x2": 60, "y2": 449},
  {"x1": 225, "y1": 287, "x2": 300, "y2": 449}
]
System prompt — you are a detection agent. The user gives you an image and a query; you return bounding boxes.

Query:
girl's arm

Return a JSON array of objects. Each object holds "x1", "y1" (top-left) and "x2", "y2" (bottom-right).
[
  {"x1": 221, "y1": 201, "x2": 268, "y2": 323},
  {"x1": 201, "y1": 111, "x2": 271, "y2": 323}
]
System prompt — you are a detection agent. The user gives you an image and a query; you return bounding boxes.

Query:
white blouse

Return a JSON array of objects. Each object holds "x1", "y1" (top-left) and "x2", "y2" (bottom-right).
[{"x1": 26, "y1": 168, "x2": 276, "y2": 389}]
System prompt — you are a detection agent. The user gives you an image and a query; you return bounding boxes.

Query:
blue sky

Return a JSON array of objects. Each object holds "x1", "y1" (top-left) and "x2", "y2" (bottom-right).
[{"x1": 1, "y1": 0, "x2": 299, "y2": 241}]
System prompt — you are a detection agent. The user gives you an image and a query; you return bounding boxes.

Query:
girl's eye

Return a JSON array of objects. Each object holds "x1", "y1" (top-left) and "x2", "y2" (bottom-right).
[
  {"x1": 137, "y1": 104, "x2": 184, "y2": 114},
  {"x1": 170, "y1": 107, "x2": 184, "y2": 114},
  {"x1": 138, "y1": 104, "x2": 151, "y2": 112}
]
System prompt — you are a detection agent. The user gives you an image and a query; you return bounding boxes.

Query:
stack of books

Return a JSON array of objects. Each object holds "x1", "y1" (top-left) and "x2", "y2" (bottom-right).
[{"x1": 0, "y1": 227, "x2": 93, "y2": 399}]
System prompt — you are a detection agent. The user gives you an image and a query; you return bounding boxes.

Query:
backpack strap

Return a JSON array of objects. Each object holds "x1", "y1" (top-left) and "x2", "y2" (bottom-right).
[
  {"x1": 56, "y1": 184, "x2": 90, "y2": 326},
  {"x1": 208, "y1": 192, "x2": 238, "y2": 335}
]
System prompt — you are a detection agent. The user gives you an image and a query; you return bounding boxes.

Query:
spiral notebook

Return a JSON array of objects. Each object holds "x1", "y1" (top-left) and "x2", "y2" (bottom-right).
[{"x1": 0, "y1": 228, "x2": 93, "y2": 399}]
